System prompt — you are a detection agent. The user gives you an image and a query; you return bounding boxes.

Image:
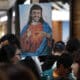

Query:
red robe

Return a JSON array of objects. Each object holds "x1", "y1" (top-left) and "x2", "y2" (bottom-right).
[{"x1": 21, "y1": 23, "x2": 43, "y2": 52}]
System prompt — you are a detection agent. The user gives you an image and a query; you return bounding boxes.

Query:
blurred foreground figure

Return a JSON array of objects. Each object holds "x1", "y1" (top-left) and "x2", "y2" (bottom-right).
[{"x1": 0, "y1": 63, "x2": 38, "y2": 80}]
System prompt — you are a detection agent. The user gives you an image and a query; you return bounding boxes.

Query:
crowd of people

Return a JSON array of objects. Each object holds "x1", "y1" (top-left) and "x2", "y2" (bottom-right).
[
  {"x1": 41, "y1": 38, "x2": 80, "y2": 80},
  {"x1": 0, "y1": 34, "x2": 41, "y2": 80},
  {"x1": 0, "y1": 33, "x2": 80, "y2": 80}
]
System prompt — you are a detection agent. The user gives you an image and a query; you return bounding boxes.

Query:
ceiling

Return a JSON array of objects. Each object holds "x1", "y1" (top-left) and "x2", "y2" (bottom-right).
[
  {"x1": 0, "y1": 0, "x2": 69, "y2": 20},
  {"x1": 0, "y1": 0, "x2": 16, "y2": 10},
  {"x1": 0, "y1": 0, "x2": 16, "y2": 18}
]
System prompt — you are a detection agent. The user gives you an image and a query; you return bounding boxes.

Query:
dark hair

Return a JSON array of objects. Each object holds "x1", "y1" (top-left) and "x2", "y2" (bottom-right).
[
  {"x1": 19, "y1": 56, "x2": 41, "y2": 80},
  {"x1": 0, "y1": 34, "x2": 20, "y2": 49},
  {"x1": 28, "y1": 4, "x2": 44, "y2": 24},
  {"x1": 57, "y1": 53, "x2": 73, "y2": 69},
  {"x1": 0, "y1": 64, "x2": 37, "y2": 80},
  {"x1": 0, "y1": 45, "x2": 17, "y2": 63},
  {"x1": 66, "y1": 38, "x2": 80, "y2": 53},
  {"x1": 0, "y1": 70, "x2": 8, "y2": 80},
  {"x1": 54, "y1": 41, "x2": 65, "y2": 52}
]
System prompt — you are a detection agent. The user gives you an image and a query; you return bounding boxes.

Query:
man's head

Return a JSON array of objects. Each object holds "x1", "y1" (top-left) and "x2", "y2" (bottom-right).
[
  {"x1": 29, "y1": 4, "x2": 44, "y2": 23},
  {"x1": 54, "y1": 41, "x2": 65, "y2": 55}
]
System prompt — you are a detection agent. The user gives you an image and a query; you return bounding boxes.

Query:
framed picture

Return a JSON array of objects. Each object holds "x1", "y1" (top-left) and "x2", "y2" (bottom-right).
[{"x1": 19, "y1": 3, "x2": 52, "y2": 56}]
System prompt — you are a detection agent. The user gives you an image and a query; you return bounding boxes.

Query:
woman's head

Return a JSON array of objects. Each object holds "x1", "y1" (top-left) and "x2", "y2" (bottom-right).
[
  {"x1": 55, "y1": 53, "x2": 73, "y2": 77},
  {"x1": 0, "y1": 34, "x2": 21, "y2": 49},
  {"x1": 0, "y1": 44, "x2": 21, "y2": 64},
  {"x1": 53, "y1": 53, "x2": 73, "y2": 79}
]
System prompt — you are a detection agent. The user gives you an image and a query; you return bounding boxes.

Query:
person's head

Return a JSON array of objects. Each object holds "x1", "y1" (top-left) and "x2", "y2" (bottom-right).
[
  {"x1": 53, "y1": 41, "x2": 65, "y2": 56},
  {"x1": 66, "y1": 38, "x2": 80, "y2": 53},
  {"x1": 53, "y1": 53, "x2": 73, "y2": 79},
  {"x1": 28, "y1": 4, "x2": 44, "y2": 24},
  {"x1": 0, "y1": 64, "x2": 37, "y2": 80},
  {"x1": 56, "y1": 53, "x2": 73, "y2": 76},
  {"x1": 0, "y1": 34, "x2": 21, "y2": 49},
  {"x1": 71, "y1": 50, "x2": 80, "y2": 80},
  {"x1": 0, "y1": 44, "x2": 21, "y2": 64},
  {"x1": 19, "y1": 56, "x2": 41, "y2": 80}
]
